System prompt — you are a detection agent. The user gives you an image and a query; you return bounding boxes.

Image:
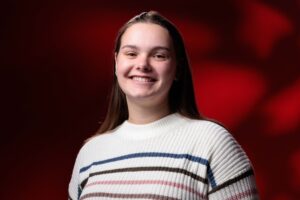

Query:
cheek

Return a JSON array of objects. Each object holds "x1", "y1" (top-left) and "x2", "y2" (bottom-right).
[
  {"x1": 115, "y1": 66, "x2": 124, "y2": 77},
  {"x1": 160, "y1": 63, "x2": 176, "y2": 80},
  {"x1": 116, "y1": 60, "x2": 130, "y2": 77}
]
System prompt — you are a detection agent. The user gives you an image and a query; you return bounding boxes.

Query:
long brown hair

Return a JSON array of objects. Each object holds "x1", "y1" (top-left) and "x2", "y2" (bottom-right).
[{"x1": 97, "y1": 11, "x2": 202, "y2": 134}]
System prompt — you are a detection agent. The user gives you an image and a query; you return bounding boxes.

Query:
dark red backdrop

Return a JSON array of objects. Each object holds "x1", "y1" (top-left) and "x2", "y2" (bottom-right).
[{"x1": 1, "y1": 0, "x2": 300, "y2": 199}]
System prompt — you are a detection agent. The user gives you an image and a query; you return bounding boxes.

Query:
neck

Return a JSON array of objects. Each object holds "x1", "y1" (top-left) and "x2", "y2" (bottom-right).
[{"x1": 127, "y1": 98, "x2": 171, "y2": 124}]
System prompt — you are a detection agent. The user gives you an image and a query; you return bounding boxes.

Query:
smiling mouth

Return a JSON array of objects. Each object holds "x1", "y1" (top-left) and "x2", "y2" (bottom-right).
[{"x1": 130, "y1": 76, "x2": 156, "y2": 82}]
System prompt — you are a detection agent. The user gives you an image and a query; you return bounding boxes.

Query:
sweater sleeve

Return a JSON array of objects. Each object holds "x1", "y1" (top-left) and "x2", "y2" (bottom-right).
[
  {"x1": 206, "y1": 123, "x2": 259, "y2": 199},
  {"x1": 68, "y1": 148, "x2": 84, "y2": 200}
]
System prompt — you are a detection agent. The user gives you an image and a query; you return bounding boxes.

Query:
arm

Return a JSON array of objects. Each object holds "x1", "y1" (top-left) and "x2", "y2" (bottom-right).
[
  {"x1": 207, "y1": 125, "x2": 259, "y2": 199},
  {"x1": 68, "y1": 150, "x2": 83, "y2": 200}
]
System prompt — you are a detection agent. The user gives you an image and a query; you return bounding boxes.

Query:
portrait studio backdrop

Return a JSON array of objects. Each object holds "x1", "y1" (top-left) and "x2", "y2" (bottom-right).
[{"x1": 1, "y1": 0, "x2": 300, "y2": 199}]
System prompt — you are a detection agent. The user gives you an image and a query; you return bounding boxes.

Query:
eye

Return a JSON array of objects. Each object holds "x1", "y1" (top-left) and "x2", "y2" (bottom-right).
[
  {"x1": 124, "y1": 51, "x2": 137, "y2": 58},
  {"x1": 153, "y1": 53, "x2": 168, "y2": 60}
]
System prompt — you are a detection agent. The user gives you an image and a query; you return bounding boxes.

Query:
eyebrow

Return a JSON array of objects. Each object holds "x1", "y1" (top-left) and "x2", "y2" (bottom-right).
[{"x1": 121, "y1": 45, "x2": 171, "y2": 52}]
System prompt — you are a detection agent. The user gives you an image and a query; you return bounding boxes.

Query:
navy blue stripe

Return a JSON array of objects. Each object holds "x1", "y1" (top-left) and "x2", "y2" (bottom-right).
[
  {"x1": 78, "y1": 186, "x2": 82, "y2": 200},
  {"x1": 79, "y1": 152, "x2": 216, "y2": 187},
  {"x1": 208, "y1": 168, "x2": 254, "y2": 194}
]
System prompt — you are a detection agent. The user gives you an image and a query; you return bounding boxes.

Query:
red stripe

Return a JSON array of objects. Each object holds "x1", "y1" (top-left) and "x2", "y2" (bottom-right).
[
  {"x1": 85, "y1": 179, "x2": 206, "y2": 199},
  {"x1": 80, "y1": 192, "x2": 179, "y2": 200}
]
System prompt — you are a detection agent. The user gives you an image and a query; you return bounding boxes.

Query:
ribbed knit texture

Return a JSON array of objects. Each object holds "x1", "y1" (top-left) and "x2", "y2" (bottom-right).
[{"x1": 68, "y1": 113, "x2": 258, "y2": 200}]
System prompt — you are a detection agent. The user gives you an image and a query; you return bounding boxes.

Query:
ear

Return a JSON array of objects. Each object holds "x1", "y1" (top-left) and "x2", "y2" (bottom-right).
[
  {"x1": 114, "y1": 53, "x2": 118, "y2": 76},
  {"x1": 114, "y1": 52, "x2": 118, "y2": 61}
]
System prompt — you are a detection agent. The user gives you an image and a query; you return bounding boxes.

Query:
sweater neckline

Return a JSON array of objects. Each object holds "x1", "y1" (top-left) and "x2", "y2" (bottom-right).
[{"x1": 114, "y1": 113, "x2": 182, "y2": 140}]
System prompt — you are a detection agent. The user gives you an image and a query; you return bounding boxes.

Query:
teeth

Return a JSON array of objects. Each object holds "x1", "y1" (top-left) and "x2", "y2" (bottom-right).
[{"x1": 132, "y1": 76, "x2": 153, "y2": 82}]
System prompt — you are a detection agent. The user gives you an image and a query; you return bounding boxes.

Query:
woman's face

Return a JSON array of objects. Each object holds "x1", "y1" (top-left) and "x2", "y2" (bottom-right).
[{"x1": 115, "y1": 23, "x2": 176, "y2": 106}]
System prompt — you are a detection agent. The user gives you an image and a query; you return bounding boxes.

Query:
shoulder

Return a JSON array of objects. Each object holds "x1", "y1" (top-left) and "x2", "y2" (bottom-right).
[
  {"x1": 76, "y1": 125, "x2": 121, "y2": 161},
  {"x1": 81, "y1": 130, "x2": 116, "y2": 153},
  {"x1": 178, "y1": 115, "x2": 231, "y2": 140},
  {"x1": 178, "y1": 115, "x2": 247, "y2": 156}
]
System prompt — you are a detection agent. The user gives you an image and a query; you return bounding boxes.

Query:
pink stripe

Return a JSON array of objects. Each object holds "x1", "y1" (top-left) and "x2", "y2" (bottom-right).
[
  {"x1": 225, "y1": 188, "x2": 258, "y2": 200},
  {"x1": 86, "y1": 180, "x2": 207, "y2": 199}
]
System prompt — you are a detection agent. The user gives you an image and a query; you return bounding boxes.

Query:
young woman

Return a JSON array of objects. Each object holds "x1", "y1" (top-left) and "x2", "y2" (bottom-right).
[{"x1": 68, "y1": 11, "x2": 258, "y2": 200}]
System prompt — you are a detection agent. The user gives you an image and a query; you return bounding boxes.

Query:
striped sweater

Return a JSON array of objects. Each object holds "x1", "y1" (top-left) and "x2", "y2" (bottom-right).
[{"x1": 68, "y1": 113, "x2": 258, "y2": 199}]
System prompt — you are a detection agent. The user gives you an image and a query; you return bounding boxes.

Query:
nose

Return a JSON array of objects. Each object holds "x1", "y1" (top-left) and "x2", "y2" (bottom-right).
[{"x1": 136, "y1": 55, "x2": 152, "y2": 72}]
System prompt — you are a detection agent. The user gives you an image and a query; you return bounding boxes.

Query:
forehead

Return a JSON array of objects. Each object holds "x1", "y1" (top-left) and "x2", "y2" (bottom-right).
[{"x1": 120, "y1": 23, "x2": 173, "y2": 48}]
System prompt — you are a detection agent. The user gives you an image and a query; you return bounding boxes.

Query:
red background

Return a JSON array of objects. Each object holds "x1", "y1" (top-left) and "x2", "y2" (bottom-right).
[{"x1": 1, "y1": 0, "x2": 300, "y2": 199}]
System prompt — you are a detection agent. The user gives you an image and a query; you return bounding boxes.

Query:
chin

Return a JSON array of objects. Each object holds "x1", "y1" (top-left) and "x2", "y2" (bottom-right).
[{"x1": 129, "y1": 93, "x2": 155, "y2": 99}]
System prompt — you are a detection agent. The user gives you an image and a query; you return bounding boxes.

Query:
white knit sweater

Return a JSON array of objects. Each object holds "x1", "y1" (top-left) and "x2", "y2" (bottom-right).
[{"x1": 68, "y1": 113, "x2": 258, "y2": 200}]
